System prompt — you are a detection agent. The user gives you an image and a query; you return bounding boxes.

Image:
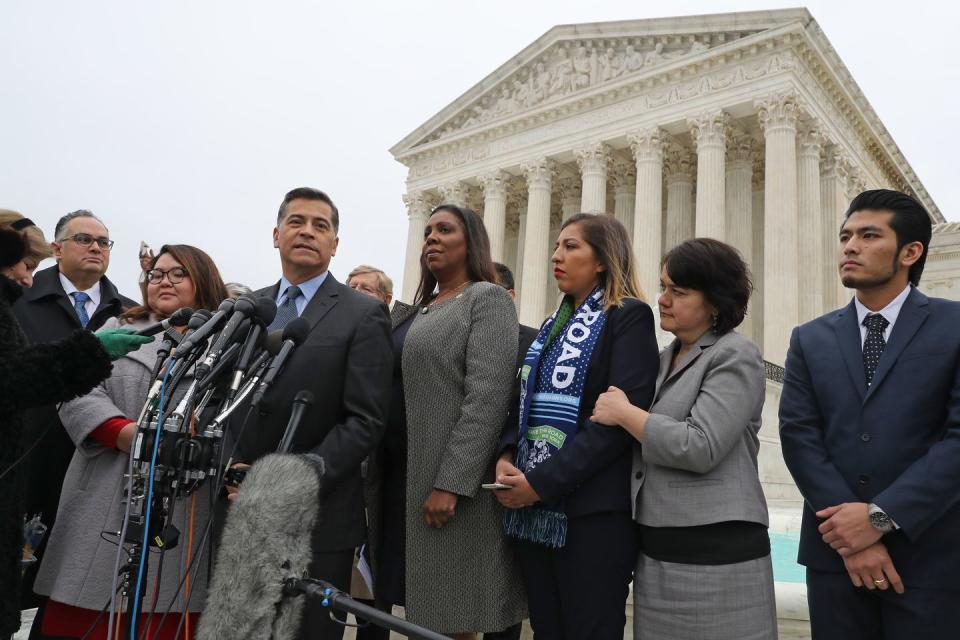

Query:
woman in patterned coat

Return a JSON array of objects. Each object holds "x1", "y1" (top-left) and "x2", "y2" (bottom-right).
[{"x1": 391, "y1": 204, "x2": 525, "y2": 638}]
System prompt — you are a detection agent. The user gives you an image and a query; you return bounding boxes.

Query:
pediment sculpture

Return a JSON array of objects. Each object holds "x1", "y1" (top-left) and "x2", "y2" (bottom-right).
[{"x1": 433, "y1": 37, "x2": 723, "y2": 140}]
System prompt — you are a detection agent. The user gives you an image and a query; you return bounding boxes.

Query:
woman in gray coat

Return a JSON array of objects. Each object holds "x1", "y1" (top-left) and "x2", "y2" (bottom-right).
[
  {"x1": 592, "y1": 238, "x2": 777, "y2": 640},
  {"x1": 396, "y1": 204, "x2": 525, "y2": 638},
  {"x1": 34, "y1": 245, "x2": 229, "y2": 640}
]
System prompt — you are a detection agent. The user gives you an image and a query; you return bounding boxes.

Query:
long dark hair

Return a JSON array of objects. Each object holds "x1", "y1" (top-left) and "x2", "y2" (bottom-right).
[
  {"x1": 560, "y1": 213, "x2": 646, "y2": 309},
  {"x1": 122, "y1": 244, "x2": 229, "y2": 322},
  {"x1": 414, "y1": 204, "x2": 498, "y2": 307}
]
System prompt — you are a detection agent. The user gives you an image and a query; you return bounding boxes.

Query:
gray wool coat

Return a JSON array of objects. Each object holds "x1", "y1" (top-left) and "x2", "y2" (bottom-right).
[
  {"x1": 34, "y1": 317, "x2": 209, "y2": 612},
  {"x1": 401, "y1": 282, "x2": 527, "y2": 634}
]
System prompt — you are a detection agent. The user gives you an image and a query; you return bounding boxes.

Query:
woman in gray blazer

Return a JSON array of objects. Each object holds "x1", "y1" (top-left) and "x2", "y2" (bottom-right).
[
  {"x1": 591, "y1": 238, "x2": 777, "y2": 640},
  {"x1": 33, "y1": 245, "x2": 228, "y2": 640}
]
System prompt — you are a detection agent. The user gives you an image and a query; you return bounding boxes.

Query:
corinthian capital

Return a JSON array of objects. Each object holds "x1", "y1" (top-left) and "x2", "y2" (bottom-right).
[
  {"x1": 402, "y1": 191, "x2": 435, "y2": 219},
  {"x1": 609, "y1": 157, "x2": 637, "y2": 190},
  {"x1": 574, "y1": 142, "x2": 612, "y2": 175},
  {"x1": 664, "y1": 144, "x2": 695, "y2": 180},
  {"x1": 688, "y1": 111, "x2": 730, "y2": 149},
  {"x1": 627, "y1": 127, "x2": 668, "y2": 164},
  {"x1": 726, "y1": 132, "x2": 754, "y2": 165},
  {"x1": 820, "y1": 145, "x2": 850, "y2": 179},
  {"x1": 438, "y1": 181, "x2": 470, "y2": 207},
  {"x1": 478, "y1": 170, "x2": 510, "y2": 199},
  {"x1": 755, "y1": 90, "x2": 802, "y2": 135},
  {"x1": 797, "y1": 124, "x2": 826, "y2": 158},
  {"x1": 521, "y1": 158, "x2": 556, "y2": 189}
]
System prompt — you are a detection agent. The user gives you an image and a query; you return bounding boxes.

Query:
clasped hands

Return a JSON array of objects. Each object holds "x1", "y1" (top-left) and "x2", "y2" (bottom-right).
[
  {"x1": 493, "y1": 452, "x2": 541, "y2": 509},
  {"x1": 817, "y1": 501, "x2": 904, "y2": 594}
]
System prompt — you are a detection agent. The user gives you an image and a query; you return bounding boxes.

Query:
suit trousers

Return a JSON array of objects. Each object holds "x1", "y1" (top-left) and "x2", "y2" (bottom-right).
[
  {"x1": 807, "y1": 569, "x2": 957, "y2": 640},
  {"x1": 516, "y1": 511, "x2": 636, "y2": 640},
  {"x1": 299, "y1": 549, "x2": 355, "y2": 640}
]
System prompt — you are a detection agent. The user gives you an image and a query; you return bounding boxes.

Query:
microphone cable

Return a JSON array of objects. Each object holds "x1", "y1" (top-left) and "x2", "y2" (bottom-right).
[{"x1": 131, "y1": 361, "x2": 175, "y2": 640}]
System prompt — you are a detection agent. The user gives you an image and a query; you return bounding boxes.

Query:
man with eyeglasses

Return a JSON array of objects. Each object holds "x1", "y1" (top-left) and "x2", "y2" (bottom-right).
[{"x1": 12, "y1": 209, "x2": 137, "y2": 622}]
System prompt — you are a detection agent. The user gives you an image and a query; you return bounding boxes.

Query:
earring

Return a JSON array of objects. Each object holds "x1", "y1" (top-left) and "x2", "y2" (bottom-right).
[{"x1": 711, "y1": 314, "x2": 718, "y2": 330}]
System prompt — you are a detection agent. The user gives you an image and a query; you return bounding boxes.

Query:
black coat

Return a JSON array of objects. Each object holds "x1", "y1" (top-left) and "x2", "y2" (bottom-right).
[
  {"x1": 237, "y1": 274, "x2": 393, "y2": 552},
  {"x1": 500, "y1": 299, "x2": 659, "y2": 518},
  {"x1": 0, "y1": 276, "x2": 111, "y2": 638},
  {"x1": 11, "y1": 264, "x2": 135, "y2": 607}
]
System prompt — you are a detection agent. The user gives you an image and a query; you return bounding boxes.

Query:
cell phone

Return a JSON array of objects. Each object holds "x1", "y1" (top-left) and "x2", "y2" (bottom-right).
[{"x1": 481, "y1": 483, "x2": 513, "y2": 490}]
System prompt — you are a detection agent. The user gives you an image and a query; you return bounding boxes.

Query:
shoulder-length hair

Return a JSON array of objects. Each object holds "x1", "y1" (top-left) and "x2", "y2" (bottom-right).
[
  {"x1": 122, "y1": 244, "x2": 229, "y2": 322},
  {"x1": 413, "y1": 204, "x2": 498, "y2": 306},
  {"x1": 560, "y1": 213, "x2": 646, "y2": 309},
  {"x1": 0, "y1": 209, "x2": 52, "y2": 265}
]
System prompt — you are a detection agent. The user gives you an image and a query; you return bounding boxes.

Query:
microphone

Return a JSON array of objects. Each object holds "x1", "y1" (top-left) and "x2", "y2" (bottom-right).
[
  {"x1": 197, "y1": 452, "x2": 323, "y2": 640},
  {"x1": 195, "y1": 297, "x2": 257, "y2": 380},
  {"x1": 251, "y1": 318, "x2": 310, "y2": 407},
  {"x1": 227, "y1": 300, "x2": 278, "y2": 399},
  {"x1": 135, "y1": 307, "x2": 194, "y2": 336},
  {"x1": 177, "y1": 298, "x2": 236, "y2": 356},
  {"x1": 276, "y1": 391, "x2": 314, "y2": 454}
]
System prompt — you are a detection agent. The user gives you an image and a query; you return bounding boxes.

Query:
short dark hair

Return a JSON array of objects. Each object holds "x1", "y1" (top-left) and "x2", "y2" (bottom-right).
[
  {"x1": 55, "y1": 209, "x2": 106, "y2": 240},
  {"x1": 844, "y1": 189, "x2": 931, "y2": 286},
  {"x1": 277, "y1": 187, "x2": 340, "y2": 232},
  {"x1": 494, "y1": 262, "x2": 515, "y2": 290},
  {"x1": 662, "y1": 238, "x2": 753, "y2": 335},
  {"x1": 414, "y1": 204, "x2": 498, "y2": 306}
]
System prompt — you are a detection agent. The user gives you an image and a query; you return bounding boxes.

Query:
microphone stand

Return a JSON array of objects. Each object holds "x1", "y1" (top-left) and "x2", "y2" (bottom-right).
[{"x1": 283, "y1": 579, "x2": 451, "y2": 640}]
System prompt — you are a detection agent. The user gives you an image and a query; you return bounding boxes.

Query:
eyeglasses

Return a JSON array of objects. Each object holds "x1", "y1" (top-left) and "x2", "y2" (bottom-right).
[
  {"x1": 146, "y1": 267, "x2": 190, "y2": 284},
  {"x1": 61, "y1": 233, "x2": 114, "y2": 250}
]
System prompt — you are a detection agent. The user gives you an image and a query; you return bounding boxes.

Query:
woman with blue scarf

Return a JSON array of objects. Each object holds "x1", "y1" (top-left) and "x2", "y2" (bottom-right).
[{"x1": 496, "y1": 213, "x2": 659, "y2": 638}]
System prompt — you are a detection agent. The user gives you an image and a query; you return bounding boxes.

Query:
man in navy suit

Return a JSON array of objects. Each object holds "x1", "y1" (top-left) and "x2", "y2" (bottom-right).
[{"x1": 780, "y1": 189, "x2": 960, "y2": 638}]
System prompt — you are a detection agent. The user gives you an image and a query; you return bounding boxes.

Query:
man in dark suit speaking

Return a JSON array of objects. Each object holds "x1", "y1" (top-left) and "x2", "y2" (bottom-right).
[
  {"x1": 780, "y1": 189, "x2": 960, "y2": 639},
  {"x1": 230, "y1": 187, "x2": 392, "y2": 640}
]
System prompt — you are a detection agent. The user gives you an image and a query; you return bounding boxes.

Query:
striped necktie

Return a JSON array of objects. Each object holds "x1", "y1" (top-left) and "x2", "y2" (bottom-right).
[
  {"x1": 268, "y1": 285, "x2": 302, "y2": 331},
  {"x1": 72, "y1": 292, "x2": 91, "y2": 328}
]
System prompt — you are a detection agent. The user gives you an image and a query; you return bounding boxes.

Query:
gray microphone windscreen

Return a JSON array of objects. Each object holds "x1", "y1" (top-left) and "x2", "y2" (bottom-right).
[{"x1": 198, "y1": 454, "x2": 322, "y2": 640}]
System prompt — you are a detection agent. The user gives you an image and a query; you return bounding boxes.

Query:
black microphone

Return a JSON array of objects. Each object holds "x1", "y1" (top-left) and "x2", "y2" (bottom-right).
[
  {"x1": 195, "y1": 297, "x2": 257, "y2": 380},
  {"x1": 135, "y1": 307, "x2": 194, "y2": 336},
  {"x1": 276, "y1": 391, "x2": 314, "y2": 454},
  {"x1": 227, "y1": 300, "x2": 278, "y2": 398},
  {"x1": 251, "y1": 319, "x2": 310, "y2": 407},
  {"x1": 177, "y1": 298, "x2": 236, "y2": 356}
]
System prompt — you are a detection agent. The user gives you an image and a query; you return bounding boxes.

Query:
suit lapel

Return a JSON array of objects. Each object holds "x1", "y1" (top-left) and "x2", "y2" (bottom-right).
[
  {"x1": 390, "y1": 301, "x2": 418, "y2": 329},
  {"x1": 300, "y1": 274, "x2": 340, "y2": 332},
  {"x1": 832, "y1": 300, "x2": 867, "y2": 400},
  {"x1": 655, "y1": 331, "x2": 718, "y2": 399},
  {"x1": 864, "y1": 288, "x2": 929, "y2": 403}
]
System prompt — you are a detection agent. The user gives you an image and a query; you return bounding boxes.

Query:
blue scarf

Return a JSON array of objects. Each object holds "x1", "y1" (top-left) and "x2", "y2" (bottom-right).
[{"x1": 504, "y1": 287, "x2": 607, "y2": 548}]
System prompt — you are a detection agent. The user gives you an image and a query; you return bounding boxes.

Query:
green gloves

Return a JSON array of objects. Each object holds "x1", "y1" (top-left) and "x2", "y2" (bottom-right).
[{"x1": 94, "y1": 327, "x2": 155, "y2": 360}]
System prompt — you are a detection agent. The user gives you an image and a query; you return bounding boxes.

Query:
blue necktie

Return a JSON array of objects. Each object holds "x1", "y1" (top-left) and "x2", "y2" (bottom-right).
[
  {"x1": 862, "y1": 313, "x2": 889, "y2": 385},
  {"x1": 268, "y1": 285, "x2": 302, "y2": 331},
  {"x1": 72, "y1": 292, "x2": 91, "y2": 328}
]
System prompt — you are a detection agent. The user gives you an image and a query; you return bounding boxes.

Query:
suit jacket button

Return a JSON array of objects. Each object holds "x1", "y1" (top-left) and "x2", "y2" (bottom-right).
[
  {"x1": 858, "y1": 474, "x2": 870, "y2": 485},
  {"x1": 634, "y1": 471, "x2": 643, "y2": 479},
  {"x1": 860, "y1": 433, "x2": 871, "y2": 442}
]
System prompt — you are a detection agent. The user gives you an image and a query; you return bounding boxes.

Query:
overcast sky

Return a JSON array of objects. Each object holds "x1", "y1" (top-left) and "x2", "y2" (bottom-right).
[{"x1": 1, "y1": 0, "x2": 955, "y2": 298}]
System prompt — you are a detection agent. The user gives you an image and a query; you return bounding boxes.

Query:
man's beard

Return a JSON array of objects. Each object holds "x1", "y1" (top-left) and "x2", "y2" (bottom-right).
[{"x1": 840, "y1": 255, "x2": 900, "y2": 290}]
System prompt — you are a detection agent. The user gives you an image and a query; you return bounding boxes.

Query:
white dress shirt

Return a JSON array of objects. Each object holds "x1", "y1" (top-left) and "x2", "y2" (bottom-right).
[
  {"x1": 59, "y1": 271, "x2": 102, "y2": 320},
  {"x1": 853, "y1": 284, "x2": 912, "y2": 347}
]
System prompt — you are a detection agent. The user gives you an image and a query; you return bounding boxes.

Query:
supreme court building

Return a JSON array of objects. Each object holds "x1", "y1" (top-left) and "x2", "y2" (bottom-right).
[{"x1": 389, "y1": 8, "x2": 955, "y2": 367}]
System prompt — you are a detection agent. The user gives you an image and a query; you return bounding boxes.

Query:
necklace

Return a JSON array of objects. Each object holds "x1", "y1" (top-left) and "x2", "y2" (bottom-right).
[{"x1": 421, "y1": 280, "x2": 471, "y2": 314}]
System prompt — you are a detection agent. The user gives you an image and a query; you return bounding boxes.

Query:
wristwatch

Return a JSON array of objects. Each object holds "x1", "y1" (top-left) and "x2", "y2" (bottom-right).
[{"x1": 868, "y1": 503, "x2": 894, "y2": 533}]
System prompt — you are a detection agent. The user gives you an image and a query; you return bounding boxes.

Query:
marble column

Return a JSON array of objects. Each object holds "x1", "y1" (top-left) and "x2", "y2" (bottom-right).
[
  {"x1": 479, "y1": 170, "x2": 509, "y2": 261},
  {"x1": 820, "y1": 147, "x2": 850, "y2": 311},
  {"x1": 401, "y1": 191, "x2": 433, "y2": 303},
  {"x1": 797, "y1": 126, "x2": 825, "y2": 322},
  {"x1": 629, "y1": 128, "x2": 667, "y2": 304},
  {"x1": 689, "y1": 111, "x2": 729, "y2": 239},
  {"x1": 519, "y1": 158, "x2": 554, "y2": 327},
  {"x1": 575, "y1": 142, "x2": 611, "y2": 214},
  {"x1": 756, "y1": 91, "x2": 801, "y2": 365},
  {"x1": 725, "y1": 134, "x2": 754, "y2": 336},
  {"x1": 558, "y1": 173, "x2": 582, "y2": 220},
  {"x1": 610, "y1": 157, "x2": 637, "y2": 237},
  {"x1": 439, "y1": 181, "x2": 469, "y2": 207},
  {"x1": 751, "y1": 157, "x2": 765, "y2": 349},
  {"x1": 664, "y1": 144, "x2": 696, "y2": 253}
]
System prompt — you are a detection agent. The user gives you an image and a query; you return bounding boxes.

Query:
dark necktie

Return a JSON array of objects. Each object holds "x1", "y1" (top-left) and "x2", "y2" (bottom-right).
[
  {"x1": 862, "y1": 313, "x2": 889, "y2": 385},
  {"x1": 72, "y1": 292, "x2": 91, "y2": 328},
  {"x1": 269, "y1": 285, "x2": 302, "y2": 331}
]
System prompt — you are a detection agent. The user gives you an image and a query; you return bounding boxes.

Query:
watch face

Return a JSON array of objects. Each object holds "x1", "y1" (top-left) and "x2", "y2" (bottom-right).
[{"x1": 870, "y1": 511, "x2": 891, "y2": 529}]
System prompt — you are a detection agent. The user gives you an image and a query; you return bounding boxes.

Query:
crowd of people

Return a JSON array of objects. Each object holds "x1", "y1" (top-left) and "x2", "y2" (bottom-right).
[{"x1": 0, "y1": 185, "x2": 956, "y2": 640}]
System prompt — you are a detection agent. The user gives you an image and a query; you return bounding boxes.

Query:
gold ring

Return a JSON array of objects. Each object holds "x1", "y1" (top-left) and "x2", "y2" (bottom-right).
[{"x1": 873, "y1": 579, "x2": 886, "y2": 586}]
